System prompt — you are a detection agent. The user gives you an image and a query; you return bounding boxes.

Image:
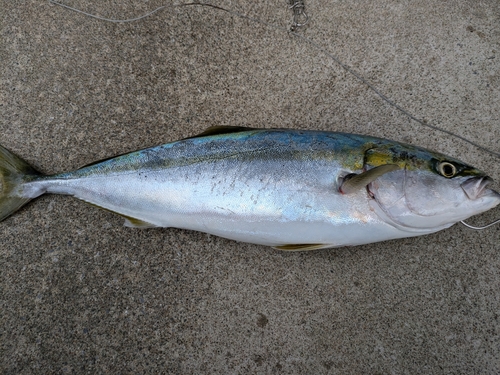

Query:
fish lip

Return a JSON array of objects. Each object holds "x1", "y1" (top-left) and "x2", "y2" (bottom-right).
[{"x1": 461, "y1": 176, "x2": 495, "y2": 200}]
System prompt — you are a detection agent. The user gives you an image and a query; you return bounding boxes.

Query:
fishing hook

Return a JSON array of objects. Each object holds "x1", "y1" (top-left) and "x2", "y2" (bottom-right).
[{"x1": 460, "y1": 218, "x2": 500, "y2": 230}]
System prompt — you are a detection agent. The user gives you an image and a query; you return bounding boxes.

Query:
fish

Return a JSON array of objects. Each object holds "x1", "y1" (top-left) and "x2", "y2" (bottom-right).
[{"x1": 0, "y1": 126, "x2": 499, "y2": 250}]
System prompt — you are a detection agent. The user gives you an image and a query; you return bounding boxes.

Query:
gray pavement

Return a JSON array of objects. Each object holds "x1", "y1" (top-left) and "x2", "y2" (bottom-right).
[{"x1": 1, "y1": 1, "x2": 500, "y2": 373}]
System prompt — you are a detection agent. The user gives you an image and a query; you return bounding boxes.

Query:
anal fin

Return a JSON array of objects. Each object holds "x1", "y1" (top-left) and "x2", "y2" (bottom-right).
[
  {"x1": 273, "y1": 243, "x2": 331, "y2": 251},
  {"x1": 83, "y1": 201, "x2": 159, "y2": 228},
  {"x1": 123, "y1": 216, "x2": 158, "y2": 228}
]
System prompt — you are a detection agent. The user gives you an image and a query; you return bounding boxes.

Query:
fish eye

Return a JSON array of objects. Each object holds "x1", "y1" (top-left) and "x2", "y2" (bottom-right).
[{"x1": 438, "y1": 162, "x2": 457, "y2": 178}]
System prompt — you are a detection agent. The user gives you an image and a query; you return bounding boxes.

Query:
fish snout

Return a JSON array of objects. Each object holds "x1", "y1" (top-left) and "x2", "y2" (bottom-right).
[{"x1": 461, "y1": 176, "x2": 496, "y2": 200}]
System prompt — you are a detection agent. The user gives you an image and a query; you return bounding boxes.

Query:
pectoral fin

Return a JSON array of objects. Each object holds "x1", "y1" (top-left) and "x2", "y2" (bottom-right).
[{"x1": 340, "y1": 164, "x2": 400, "y2": 194}]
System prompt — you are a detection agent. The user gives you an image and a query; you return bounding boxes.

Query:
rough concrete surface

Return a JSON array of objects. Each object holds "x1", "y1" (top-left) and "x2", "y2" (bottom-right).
[{"x1": 1, "y1": 0, "x2": 500, "y2": 373}]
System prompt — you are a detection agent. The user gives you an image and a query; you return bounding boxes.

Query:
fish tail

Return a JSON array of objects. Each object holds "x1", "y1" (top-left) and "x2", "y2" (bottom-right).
[{"x1": 0, "y1": 144, "x2": 43, "y2": 222}]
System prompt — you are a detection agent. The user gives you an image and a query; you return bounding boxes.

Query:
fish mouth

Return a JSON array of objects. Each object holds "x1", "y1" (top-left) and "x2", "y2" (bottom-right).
[{"x1": 461, "y1": 176, "x2": 496, "y2": 200}]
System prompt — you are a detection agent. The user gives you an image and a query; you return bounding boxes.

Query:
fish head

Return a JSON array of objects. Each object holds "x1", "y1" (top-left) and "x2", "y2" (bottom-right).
[{"x1": 365, "y1": 143, "x2": 500, "y2": 231}]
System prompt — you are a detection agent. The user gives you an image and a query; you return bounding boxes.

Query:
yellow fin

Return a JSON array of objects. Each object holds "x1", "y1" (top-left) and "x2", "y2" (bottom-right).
[
  {"x1": 273, "y1": 243, "x2": 329, "y2": 251},
  {"x1": 83, "y1": 201, "x2": 158, "y2": 228},
  {"x1": 122, "y1": 216, "x2": 158, "y2": 228},
  {"x1": 340, "y1": 164, "x2": 400, "y2": 194},
  {"x1": 0, "y1": 144, "x2": 41, "y2": 222},
  {"x1": 184, "y1": 126, "x2": 256, "y2": 139}
]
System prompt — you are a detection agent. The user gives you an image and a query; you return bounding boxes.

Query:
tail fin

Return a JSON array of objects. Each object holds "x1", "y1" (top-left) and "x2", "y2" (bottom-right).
[{"x1": 0, "y1": 144, "x2": 42, "y2": 222}]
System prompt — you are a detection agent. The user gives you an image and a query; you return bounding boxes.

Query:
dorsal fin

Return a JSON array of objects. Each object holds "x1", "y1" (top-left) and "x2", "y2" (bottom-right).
[
  {"x1": 81, "y1": 126, "x2": 258, "y2": 169},
  {"x1": 79, "y1": 150, "x2": 132, "y2": 169},
  {"x1": 184, "y1": 126, "x2": 256, "y2": 140}
]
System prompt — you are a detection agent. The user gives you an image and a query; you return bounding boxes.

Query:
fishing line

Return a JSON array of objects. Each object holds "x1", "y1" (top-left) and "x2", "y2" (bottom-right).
[
  {"x1": 288, "y1": 0, "x2": 308, "y2": 31},
  {"x1": 48, "y1": 0, "x2": 500, "y2": 159},
  {"x1": 48, "y1": 1, "x2": 245, "y2": 23},
  {"x1": 49, "y1": 0, "x2": 169, "y2": 23}
]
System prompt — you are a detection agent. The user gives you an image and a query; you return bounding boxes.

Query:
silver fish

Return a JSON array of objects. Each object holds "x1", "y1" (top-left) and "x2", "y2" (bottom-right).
[{"x1": 1, "y1": 127, "x2": 498, "y2": 250}]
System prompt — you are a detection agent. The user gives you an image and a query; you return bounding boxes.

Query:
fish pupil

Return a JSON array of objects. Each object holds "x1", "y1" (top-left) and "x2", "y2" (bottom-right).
[{"x1": 442, "y1": 164, "x2": 455, "y2": 177}]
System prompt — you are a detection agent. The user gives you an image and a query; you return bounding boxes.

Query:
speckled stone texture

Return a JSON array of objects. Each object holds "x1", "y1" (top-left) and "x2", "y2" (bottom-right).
[{"x1": 1, "y1": 1, "x2": 500, "y2": 374}]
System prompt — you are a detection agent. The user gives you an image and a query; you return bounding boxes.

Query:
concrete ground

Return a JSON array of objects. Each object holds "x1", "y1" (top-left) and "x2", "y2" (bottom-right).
[{"x1": 1, "y1": 0, "x2": 500, "y2": 373}]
